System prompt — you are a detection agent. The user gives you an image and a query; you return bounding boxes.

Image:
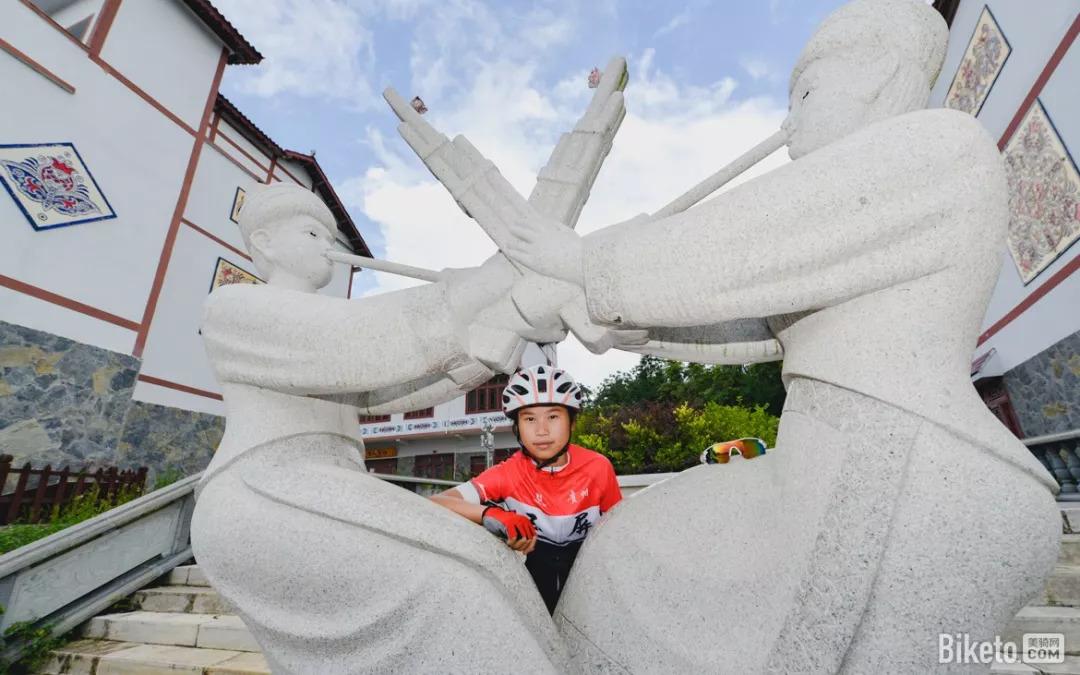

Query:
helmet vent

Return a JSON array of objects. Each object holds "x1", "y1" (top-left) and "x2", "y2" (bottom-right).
[
  {"x1": 510, "y1": 384, "x2": 529, "y2": 396},
  {"x1": 538, "y1": 378, "x2": 548, "y2": 393},
  {"x1": 556, "y1": 382, "x2": 573, "y2": 394}
]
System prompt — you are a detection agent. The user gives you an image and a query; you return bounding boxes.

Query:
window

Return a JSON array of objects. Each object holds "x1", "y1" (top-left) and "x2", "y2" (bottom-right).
[
  {"x1": 365, "y1": 458, "x2": 398, "y2": 475},
  {"x1": 413, "y1": 453, "x2": 455, "y2": 480},
  {"x1": 466, "y1": 374, "x2": 508, "y2": 414},
  {"x1": 358, "y1": 413, "x2": 391, "y2": 424},
  {"x1": 469, "y1": 449, "x2": 517, "y2": 477},
  {"x1": 404, "y1": 407, "x2": 434, "y2": 420},
  {"x1": 29, "y1": 0, "x2": 107, "y2": 44}
]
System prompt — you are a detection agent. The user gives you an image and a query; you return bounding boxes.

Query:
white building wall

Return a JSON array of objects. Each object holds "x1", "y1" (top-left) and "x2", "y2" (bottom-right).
[
  {"x1": 929, "y1": 1, "x2": 1080, "y2": 370},
  {"x1": 273, "y1": 159, "x2": 314, "y2": 188},
  {"x1": 0, "y1": 2, "x2": 199, "y2": 345},
  {"x1": 183, "y1": 144, "x2": 264, "y2": 252},
  {"x1": 98, "y1": 0, "x2": 223, "y2": 130},
  {"x1": 213, "y1": 121, "x2": 274, "y2": 179},
  {"x1": 358, "y1": 342, "x2": 550, "y2": 460}
]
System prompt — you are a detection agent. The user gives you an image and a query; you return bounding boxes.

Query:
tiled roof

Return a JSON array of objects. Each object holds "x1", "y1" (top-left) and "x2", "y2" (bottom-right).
[
  {"x1": 214, "y1": 95, "x2": 370, "y2": 256},
  {"x1": 181, "y1": 0, "x2": 262, "y2": 65}
]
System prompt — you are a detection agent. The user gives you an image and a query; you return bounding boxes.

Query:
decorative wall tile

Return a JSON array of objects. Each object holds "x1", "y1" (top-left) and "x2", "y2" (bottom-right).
[
  {"x1": 944, "y1": 6, "x2": 1010, "y2": 117},
  {"x1": 1003, "y1": 100, "x2": 1080, "y2": 284},
  {"x1": 0, "y1": 143, "x2": 116, "y2": 230},
  {"x1": 210, "y1": 257, "x2": 263, "y2": 292},
  {"x1": 229, "y1": 186, "x2": 246, "y2": 224}
]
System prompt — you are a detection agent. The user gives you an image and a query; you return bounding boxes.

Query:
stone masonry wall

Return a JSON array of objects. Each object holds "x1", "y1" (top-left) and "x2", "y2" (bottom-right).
[
  {"x1": 0, "y1": 320, "x2": 222, "y2": 485},
  {"x1": 1003, "y1": 328, "x2": 1080, "y2": 438}
]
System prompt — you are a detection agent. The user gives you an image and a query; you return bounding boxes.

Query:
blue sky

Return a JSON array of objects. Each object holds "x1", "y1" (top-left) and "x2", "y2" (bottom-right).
[{"x1": 212, "y1": 0, "x2": 851, "y2": 386}]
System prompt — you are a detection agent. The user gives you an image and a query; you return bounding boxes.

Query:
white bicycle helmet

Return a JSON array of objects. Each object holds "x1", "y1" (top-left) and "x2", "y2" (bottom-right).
[{"x1": 502, "y1": 365, "x2": 584, "y2": 418}]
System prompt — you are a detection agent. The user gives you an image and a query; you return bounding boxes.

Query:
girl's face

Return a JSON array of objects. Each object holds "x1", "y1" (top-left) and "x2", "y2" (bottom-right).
[{"x1": 518, "y1": 406, "x2": 572, "y2": 462}]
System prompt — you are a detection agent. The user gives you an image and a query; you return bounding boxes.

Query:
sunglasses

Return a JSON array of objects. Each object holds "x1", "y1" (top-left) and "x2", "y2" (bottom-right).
[{"x1": 700, "y1": 437, "x2": 768, "y2": 465}]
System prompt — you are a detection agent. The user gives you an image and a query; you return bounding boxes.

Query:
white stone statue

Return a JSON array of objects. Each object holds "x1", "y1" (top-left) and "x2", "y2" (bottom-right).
[
  {"x1": 191, "y1": 61, "x2": 641, "y2": 674},
  {"x1": 398, "y1": 1, "x2": 1061, "y2": 672}
]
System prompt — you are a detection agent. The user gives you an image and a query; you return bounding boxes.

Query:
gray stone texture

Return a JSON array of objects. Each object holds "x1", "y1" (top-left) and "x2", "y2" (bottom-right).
[
  {"x1": 1004, "y1": 329, "x2": 1080, "y2": 437},
  {"x1": 0, "y1": 321, "x2": 223, "y2": 484}
]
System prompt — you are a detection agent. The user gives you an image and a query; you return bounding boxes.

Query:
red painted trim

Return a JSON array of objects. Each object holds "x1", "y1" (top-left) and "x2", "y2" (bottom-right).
[
  {"x1": 266, "y1": 156, "x2": 278, "y2": 182},
  {"x1": 133, "y1": 47, "x2": 228, "y2": 358},
  {"x1": 0, "y1": 37, "x2": 76, "y2": 94},
  {"x1": 998, "y1": 13, "x2": 1080, "y2": 150},
  {"x1": 17, "y1": 0, "x2": 90, "y2": 51},
  {"x1": 0, "y1": 274, "x2": 140, "y2": 331},
  {"x1": 978, "y1": 252, "x2": 1080, "y2": 346},
  {"x1": 89, "y1": 54, "x2": 197, "y2": 137},
  {"x1": 206, "y1": 141, "x2": 265, "y2": 182},
  {"x1": 182, "y1": 218, "x2": 252, "y2": 262},
  {"x1": 86, "y1": 0, "x2": 122, "y2": 57},
  {"x1": 976, "y1": 12, "x2": 1080, "y2": 346},
  {"x1": 275, "y1": 162, "x2": 306, "y2": 187},
  {"x1": 216, "y1": 129, "x2": 272, "y2": 173},
  {"x1": 137, "y1": 374, "x2": 223, "y2": 401},
  {"x1": 210, "y1": 112, "x2": 221, "y2": 142}
]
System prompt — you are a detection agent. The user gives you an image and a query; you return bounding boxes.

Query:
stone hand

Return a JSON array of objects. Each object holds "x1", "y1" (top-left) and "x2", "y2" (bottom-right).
[
  {"x1": 511, "y1": 275, "x2": 648, "y2": 354},
  {"x1": 500, "y1": 215, "x2": 585, "y2": 287}
]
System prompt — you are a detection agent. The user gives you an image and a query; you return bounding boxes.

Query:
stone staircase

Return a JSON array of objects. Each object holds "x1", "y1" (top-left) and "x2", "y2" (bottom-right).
[
  {"x1": 38, "y1": 564, "x2": 269, "y2": 674},
  {"x1": 35, "y1": 520, "x2": 1080, "y2": 673}
]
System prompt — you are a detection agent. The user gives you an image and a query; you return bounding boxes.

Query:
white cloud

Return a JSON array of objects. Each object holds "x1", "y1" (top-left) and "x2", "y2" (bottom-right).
[
  {"x1": 351, "y1": 31, "x2": 790, "y2": 387},
  {"x1": 654, "y1": 9, "x2": 691, "y2": 39},
  {"x1": 740, "y1": 57, "x2": 770, "y2": 81},
  {"x1": 211, "y1": 0, "x2": 377, "y2": 107}
]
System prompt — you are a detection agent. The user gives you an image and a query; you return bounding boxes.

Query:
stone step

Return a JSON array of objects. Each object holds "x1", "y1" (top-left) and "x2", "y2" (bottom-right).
[
  {"x1": 82, "y1": 611, "x2": 260, "y2": 653},
  {"x1": 38, "y1": 638, "x2": 269, "y2": 674},
  {"x1": 133, "y1": 585, "x2": 233, "y2": 614},
  {"x1": 1062, "y1": 535, "x2": 1080, "y2": 566},
  {"x1": 1044, "y1": 565, "x2": 1080, "y2": 607},
  {"x1": 166, "y1": 564, "x2": 210, "y2": 587},
  {"x1": 1005, "y1": 606, "x2": 1080, "y2": 656}
]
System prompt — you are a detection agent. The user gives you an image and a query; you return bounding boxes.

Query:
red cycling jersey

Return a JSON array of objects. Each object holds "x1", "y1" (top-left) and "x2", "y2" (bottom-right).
[{"x1": 457, "y1": 444, "x2": 622, "y2": 547}]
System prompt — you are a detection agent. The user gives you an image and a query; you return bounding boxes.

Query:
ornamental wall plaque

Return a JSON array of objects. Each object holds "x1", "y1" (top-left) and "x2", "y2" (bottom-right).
[
  {"x1": 0, "y1": 142, "x2": 116, "y2": 230},
  {"x1": 209, "y1": 256, "x2": 263, "y2": 293},
  {"x1": 944, "y1": 6, "x2": 1010, "y2": 117},
  {"x1": 1003, "y1": 100, "x2": 1080, "y2": 285},
  {"x1": 230, "y1": 186, "x2": 246, "y2": 224}
]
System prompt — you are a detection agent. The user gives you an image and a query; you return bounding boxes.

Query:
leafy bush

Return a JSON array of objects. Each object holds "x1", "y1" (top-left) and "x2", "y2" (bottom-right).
[
  {"x1": 153, "y1": 467, "x2": 186, "y2": 490},
  {"x1": 0, "y1": 485, "x2": 142, "y2": 556},
  {"x1": 573, "y1": 400, "x2": 779, "y2": 475}
]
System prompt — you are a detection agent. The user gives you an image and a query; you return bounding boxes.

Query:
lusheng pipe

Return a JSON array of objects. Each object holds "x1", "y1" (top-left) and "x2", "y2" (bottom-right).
[
  {"x1": 653, "y1": 129, "x2": 791, "y2": 219},
  {"x1": 325, "y1": 250, "x2": 441, "y2": 283}
]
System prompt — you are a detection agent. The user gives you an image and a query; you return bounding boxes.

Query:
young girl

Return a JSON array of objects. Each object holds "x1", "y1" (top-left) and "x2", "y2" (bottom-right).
[{"x1": 430, "y1": 365, "x2": 622, "y2": 614}]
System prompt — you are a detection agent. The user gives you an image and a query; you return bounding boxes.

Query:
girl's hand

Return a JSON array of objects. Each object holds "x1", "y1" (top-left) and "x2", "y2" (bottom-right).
[{"x1": 506, "y1": 533, "x2": 537, "y2": 555}]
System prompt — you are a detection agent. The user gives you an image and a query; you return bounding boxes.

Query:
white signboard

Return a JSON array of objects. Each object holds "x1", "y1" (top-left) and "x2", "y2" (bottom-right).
[{"x1": 360, "y1": 412, "x2": 510, "y2": 437}]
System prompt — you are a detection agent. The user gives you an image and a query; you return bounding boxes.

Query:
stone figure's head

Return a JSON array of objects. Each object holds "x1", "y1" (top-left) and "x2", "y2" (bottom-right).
[
  {"x1": 783, "y1": 0, "x2": 948, "y2": 159},
  {"x1": 238, "y1": 183, "x2": 337, "y2": 292}
]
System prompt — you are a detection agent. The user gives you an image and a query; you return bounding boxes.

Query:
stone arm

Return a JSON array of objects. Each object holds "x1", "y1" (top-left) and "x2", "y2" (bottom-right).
[
  {"x1": 201, "y1": 279, "x2": 524, "y2": 397},
  {"x1": 578, "y1": 111, "x2": 992, "y2": 329},
  {"x1": 623, "y1": 319, "x2": 783, "y2": 364}
]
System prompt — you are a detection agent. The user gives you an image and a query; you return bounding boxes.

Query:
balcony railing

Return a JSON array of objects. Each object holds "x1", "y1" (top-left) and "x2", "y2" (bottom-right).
[{"x1": 1026, "y1": 429, "x2": 1080, "y2": 501}]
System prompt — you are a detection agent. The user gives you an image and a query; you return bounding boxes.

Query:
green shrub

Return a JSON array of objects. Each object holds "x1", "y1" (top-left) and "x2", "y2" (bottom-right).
[
  {"x1": 573, "y1": 400, "x2": 780, "y2": 475},
  {"x1": 153, "y1": 467, "x2": 186, "y2": 490},
  {"x1": 0, "y1": 485, "x2": 142, "y2": 556}
]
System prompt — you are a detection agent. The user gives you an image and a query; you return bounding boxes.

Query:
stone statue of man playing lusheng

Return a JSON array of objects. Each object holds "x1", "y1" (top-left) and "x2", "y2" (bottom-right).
[
  {"x1": 413, "y1": 0, "x2": 1061, "y2": 672},
  {"x1": 190, "y1": 183, "x2": 569, "y2": 673}
]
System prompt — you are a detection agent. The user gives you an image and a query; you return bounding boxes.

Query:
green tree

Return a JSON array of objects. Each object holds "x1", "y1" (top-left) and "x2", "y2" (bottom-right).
[{"x1": 573, "y1": 355, "x2": 785, "y2": 475}]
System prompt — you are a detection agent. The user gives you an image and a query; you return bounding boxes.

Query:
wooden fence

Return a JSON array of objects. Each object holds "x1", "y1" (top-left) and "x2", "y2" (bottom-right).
[{"x1": 0, "y1": 455, "x2": 148, "y2": 525}]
